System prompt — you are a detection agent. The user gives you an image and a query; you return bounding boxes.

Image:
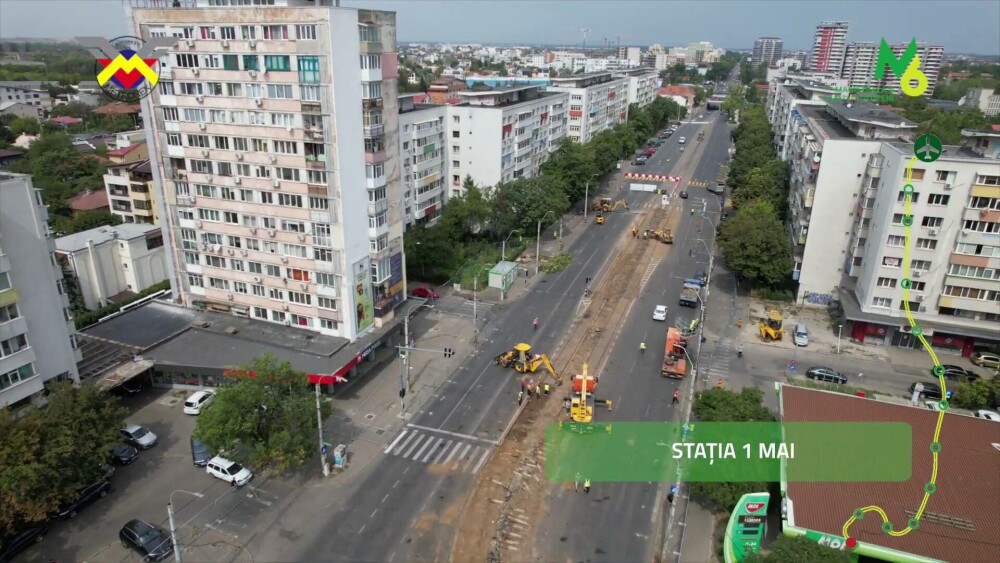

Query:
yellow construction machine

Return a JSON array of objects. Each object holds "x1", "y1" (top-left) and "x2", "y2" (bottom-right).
[
  {"x1": 609, "y1": 199, "x2": 629, "y2": 212},
  {"x1": 591, "y1": 197, "x2": 613, "y2": 212},
  {"x1": 495, "y1": 343, "x2": 559, "y2": 380},
  {"x1": 595, "y1": 211, "x2": 605, "y2": 225},
  {"x1": 758, "y1": 308, "x2": 784, "y2": 342},
  {"x1": 568, "y1": 363, "x2": 612, "y2": 423}
]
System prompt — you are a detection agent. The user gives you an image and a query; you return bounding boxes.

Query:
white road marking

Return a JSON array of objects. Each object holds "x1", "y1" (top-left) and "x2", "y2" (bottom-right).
[
  {"x1": 401, "y1": 435, "x2": 426, "y2": 458},
  {"x1": 472, "y1": 448, "x2": 492, "y2": 474},
  {"x1": 370, "y1": 509, "x2": 378, "y2": 519},
  {"x1": 443, "y1": 441, "x2": 464, "y2": 464},
  {"x1": 420, "y1": 438, "x2": 445, "y2": 463},
  {"x1": 391, "y1": 431, "x2": 419, "y2": 455},
  {"x1": 411, "y1": 436, "x2": 435, "y2": 462},
  {"x1": 383, "y1": 429, "x2": 408, "y2": 454},
  {"x1": 393, "y1": 479, "x2": 400, "y2": 489},
  {"x1": 382, "y1": 494, "x2": 389, "y2": 504},
  {"x1": 406, "y1": 422, "x2": 500, "y2": 445},
  {"x1": 431, "y1": 439, "x2": 454, "y2": 464}
]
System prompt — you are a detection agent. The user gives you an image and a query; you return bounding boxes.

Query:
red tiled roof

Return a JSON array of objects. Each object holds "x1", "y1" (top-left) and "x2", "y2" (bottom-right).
[
  {"x1": 67, "y1": 189, "x2": 109, "y2": 211},
  {"x1": 413, "y1": 94, "x2": 428, "y2": 103},
  {"x1": 990, "y1": 124, "x2": 1000, "y2": 132},
  {"x1": 781, "y1": 386, "x2": 1000, "y2": 563},
  {"x1": 106, "y1": 142, "x2": 143, "y2": 157},
  {"x1": 93, "y1": 102, "x2": 141, "y2": 115},
  {"x1": 49, "y1": 116, "x2": 83, "y2": 125}
]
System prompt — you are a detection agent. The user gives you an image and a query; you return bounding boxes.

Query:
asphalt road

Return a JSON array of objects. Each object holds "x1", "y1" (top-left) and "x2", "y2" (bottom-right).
[
  {"x1": 296, "y1": 123, "x2": 707, "y2": 562},
  {"x1": 531, "y1": 111, "x2": 733, "y2": 562}
]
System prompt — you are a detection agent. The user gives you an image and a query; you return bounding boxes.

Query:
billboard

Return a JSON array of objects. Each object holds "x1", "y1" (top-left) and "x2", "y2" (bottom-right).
[
  {"x1": 353, "y1": 260, "x2": 374, "y2": 333},
  {"x1": 724, "y1": 492, "x2": 770, "y2": 563},
  {"x1": 389, "y1": 252, "x2": 404, "y2": 308}
]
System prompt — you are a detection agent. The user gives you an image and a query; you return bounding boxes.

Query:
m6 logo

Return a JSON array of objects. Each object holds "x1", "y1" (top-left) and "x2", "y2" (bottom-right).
[{"x1": 874, "y1": 38, "x2": 929, "y2": 97}]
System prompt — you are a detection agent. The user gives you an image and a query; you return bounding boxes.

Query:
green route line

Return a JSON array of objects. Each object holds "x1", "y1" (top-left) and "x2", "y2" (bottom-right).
[{"x1": 840, "y1": 156, "x2": 948, "y2": 541}]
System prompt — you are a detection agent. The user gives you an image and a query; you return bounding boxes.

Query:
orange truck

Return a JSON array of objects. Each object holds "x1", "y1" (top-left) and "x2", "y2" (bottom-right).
[
  {"x1": 662, "y1": 327, "x2": 689, "y2": 379},
  {"x1": 572, "y1": 373, "x2": 597, "y2": 394}
]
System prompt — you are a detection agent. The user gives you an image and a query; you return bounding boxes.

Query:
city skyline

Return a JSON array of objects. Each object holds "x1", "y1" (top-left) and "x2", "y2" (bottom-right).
[{"x1": 0, "y1": 0, "x2": 997, "y2": 55}]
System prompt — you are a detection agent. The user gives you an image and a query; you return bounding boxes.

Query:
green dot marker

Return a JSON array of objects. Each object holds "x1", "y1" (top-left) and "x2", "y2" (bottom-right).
[
  {"x1": 854, "y1": 509, "x2": 865, "y2": 519},
  {"x1": 925, "y1": 482, "x2": 936, "y2": 494},
  {"x1": 911, "y1": 325, "x2": 923, "y2": 336},
  {"x1": 902, "y1": 215, "x2": 913, "y2": 226},
  {"x1": 933, "y1": 365, "x2": 945, "y2": 377},
  {"x1": 901, "y1": 278, "x2": 911, "y2": 289},
  {"x1": 882, "y1": 521, "x2": 894, "y2": 534},
  {"x1": 908, "y1": 517, "x2": 920, "y2": 530},
  {"x1": 938, "y1": 400, "x2": 949, "y2": 411},
  {"x1": 930, "y1": 441, "x2": 942, "y2": 453},
  {"x1": 902, "y1": 184, "x2": 915, "y2": 194}
]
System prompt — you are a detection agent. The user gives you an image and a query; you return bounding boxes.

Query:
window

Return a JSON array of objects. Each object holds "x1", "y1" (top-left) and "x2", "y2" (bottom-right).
[
  {"x1": 252, "y1": 286, "x2": 265, "y2": 298},
  {"x1": 224, "y1": 212, "x2": 239, "y2": 224},
  {"x1": 226, "y1": 83, "x2": 243, "y2": 97},
  {"x1": 955, "y1": 243, "x2": 1000, "y2": 257},
  {"x1": 198, "y1": 208, "x2": 220, "y2": 222},
  {"x1": 318, "y1": 296, "x2": 337, "y2": 310},
  {"x1": 163, "y1": 107, "x2": 179, "y2": 121},
  {"x1": 975, "y1": 174, "x2": 1000, "y2": 186},
  {"x1": 886, "y1": 235, "x2": 905, "y2": 247},
  {"x1": 0, "y1": 334, "x2": 29, "y2": 358},
  {"x1": 935, "y1": 170, "x2": 953, "y2": 182},
  {"x1": 159, "y1": 81, "x2": 175, "y2": 95},
  {"x1": 287, "y1": 268, "x2": 310, "y2": 282},
  {"x1": 910, "y1": 259, "x2": 931, "y2": 271},
  {"x1": 362, "y1": 81, "x2": 381, "y2": 99},
  {"x1": 253, "y1": 306, "x2": 266, "y2": 318},
  {"x1": 208, "y1": 277, "x2": 229, "y2": 290},
  {"x1": 947, "y1": 264, "x2": 999, "y2": 280},
  {"x1": 190, "y1": 159, "x2": 212, "y2": 173},
  {"x1": 320, "y1": 318, "x2": 338, "y2": 330},
  {"x1": 241, "y1": 25, "x2": 257, "y2": 40},
  {"x1": 315, "y1": 273, "x2": 337, "y2": 287},
  {"x1": 882, "y1": 256, "x2": 901, "y2": 268},
  {"x1": 358, "y1": 25, "x2": 380, "y2": 43},
  {"x1": 964, "y1": 220, "x2": 1000, "y2": 234},
  {"x1": 944, "y1": 285, "x2": 1000, "y2": 300},
  {"x1": 212, "y1": 136, "x2": 230, "y2": 150},
  {"x1": 243, "y1": 55, "x2": 259, "y2": 71},
  {"x1": 271, "y1": 112, "x2": 294, "y2": 127},
  {"x1": 296, "y1": 24, "x2": 317, "y2": 40},
  {"x1": 199, "y1": 26, "x2": 217, "y2": 40},
  {"x1": 0, "y1": 304, "x2": 20, "y2": 323},
  {"x1": 263, "y1": 25, "x2": 288, "y2": 40},
  {"x1": 360, "y1": 54, "x2": 381, "y2": 70},
  {"x1": 876, "y1": 277, "x2": 897, "y2": 288},
  {"x1": 288, "y1": 291, "x2": 311, "y2": 305},
  {"x1": 300, "y1": 84, "x2": 321, "y2": 101},
  {"x1": 314, "y1": 248, "x2": 333, "y2": 262},
  {"x1": 205, "y1": 255, "x2": 225, "y2": 268},
  {"x1": 969, "y1": 196, "x2": 1000, "y2": 210},
  {"x1": 187, "y1": 134, "x2": 209, "y2": 147},
  {"x1": 264, "y1": 55, "x2": 291, "y2": 72},
  {"x1": 166, "y1": 133, "x2": 181, "y2": 146},
  {"x1": 175, "y1": 53, "x2": 198, "y2": 68},
  {"x1": 281, "y1": 220, "x2": 305, "y2": 233},
  {"x1": 309, "y1": 196, "x2": 329, "y2": 210},
  {"x1": 265, "y1": 264, "x2": 281, "y2": 277},
  {"x1": 268, "y1": 288, "x2": 284, "y2": 300},
  {"x1": 183, "y1": 108, "x2": 206, "y2": 123},
  {"x1": 248, "y1": 262, "x2": 263, "y2": 274},
  {"x1": 196, "y1": 184, "x2": 216, "y2": 197},
  {"x1": 188, "y1": 274, "x2": 204, "y2": 288},
  {"x1": 276, "y1": 168, "x2": 300, "y2": 182},
  {"x1": 267, "y1": 84, "x2": 293, "y2": 99},
  {"x1": 897, "y1": 191, "x2": 919, "y2": 203},
  {"x1": 232, "y1": 137, "x2": 248, "y2": 152},
  {"x1": 210, "y1": 109, "x2": 227, "y2": 123},
  {"x1": 222, "y1": 54, "x2": 239, "y2": 70},
  {"x1": 927, "y1": 194, "x2": 950, "y2": 206},
  {"x1": 307, "y1": 170, "x2": 327, "y2": 185},
  {"x1": 915, "y1": 238, "x2": 937, "y2": 250},
  {"x1": 216, "y1": 162, "x2": 233, "y2": 176},
  {"x1": 872, "y1": 297, "x2": 892, "y2": 309},
  {"x1": 220, "y1": 26, "x2": 236, "y2": 40},
  {"x1": 921, "y1": 216, "x2": 943, "y2": 228},
  {"x1": 234, "y1": 282, "x2": 247, "y2": 294},
  {"x1": 205, "y1": 82, "x2": 223, "y2": 96},
  {"x1": 909, "y1": 281, "x2": 927, "y2": 292},
  {"x1": 179, "y1": 82, "x2": 203, "y2": 95},
  {"x1": 278, "y1": 193, "x2": 303, "y2": 207},
  {"x1": 298, "y1": 56, "x2": 320, "y2": 84},
  {"x1": 202, "y1": 55, "x2": 221, "y2": 69}
]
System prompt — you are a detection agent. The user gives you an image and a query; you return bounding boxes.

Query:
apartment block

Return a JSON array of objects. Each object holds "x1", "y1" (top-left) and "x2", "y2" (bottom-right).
[
  {"x1": 398, "y1": 94, "x2": 447, "y2": 227},
  {"x1": 617, "y1": 68, "x2": 658, "y2": 109},
  {"x1": 548, "y1": 72, "x2": 629, "y2": 144},
  {"x1": 55, "y1": 223, "x2": 168, "y2": 311},
  {"x1": 810, "y1": 21, "x2": 849, "y2": 73},
  {"x1": 0, "y1": 81, "x2": 54, "y2": 114},
  {"x1": 126, "y1": 0, "x2": 405, "y2": 342},
  {"x1": 842, "y1": 129, "x2": 999, "y2": 354},
  {"x1": 784, "y1": 101, "x2": 917, "y2": 297},
  {"x1": 0, "y1": 172, "x2": 82, "y2": 409},
  {"x1": 765, "y1": 74, "x2": 847, "y2": 160},
  {"x1": 105, "y1": 159, "x2": 161, "y2": 225},
  {"x1": 960, "y1": 88, "x2": 1000, "y2": 116},
  {"x1": 616, "y1": 46, "x2": 642, "y2": 65},
  {"x1": 753, "y1": 37, "x2": 783, "y2": 67},
  {"x1": 842, "y1": 42, "x2": 943, "y2": 97}
]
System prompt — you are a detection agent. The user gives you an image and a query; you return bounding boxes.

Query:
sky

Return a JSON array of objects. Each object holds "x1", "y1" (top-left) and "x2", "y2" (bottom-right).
[{"x1": 0, "y1": 0, "x2": 998, "y2": 55}]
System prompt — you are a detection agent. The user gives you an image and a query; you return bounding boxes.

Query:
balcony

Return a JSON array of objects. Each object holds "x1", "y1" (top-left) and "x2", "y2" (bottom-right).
[
  {"x1": 0, "y1": 287, "x2": 19, "y2": 308},
  {"x1": 361, "y1": 68, "x2": 382, "y2": 83},
  {"x1": 364, "y1": 123, "x2": 385, "y2": 137},
  {"x1": 304, "y1": 126, "x2": 324, "y2": 140},
  {"x1": 362, "y1": 97, "x2": 383, "y2": 110},
  {"x1": 304, "y1": 153, "x2": 328, "y2": 169},
  {"x1": 367, "y1": 198, "x2": 389, "y2": 215},
  {"x1": 301, "y1": 100, "x2": 322, "y2": 112},
  {"x1": 368, "y1": 221, "x2": 389, "y2": 239},
  {"x1": 366, "y1": 172, "x2": 387, "y2": 189},
  {"x1": 364, "y1": 150, "x2": 386, "y2": 164}
]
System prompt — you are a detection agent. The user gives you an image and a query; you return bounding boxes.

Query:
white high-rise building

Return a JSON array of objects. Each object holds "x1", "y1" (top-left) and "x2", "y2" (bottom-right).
[
  {"x1": 753, "y1": 37, "x2": 784, "y2": 67},
  {"x1": 617, "y1": 68, "x2": 658, "y2": 109},
  {"x1": 126, "y1": 0, "x2": 405, "y2": 342},
  {"x1": 548, "y1": 72, "x2": 630, "y2": 144},
  {"x1": 810, "y1": 21, "x2": 849, "y2": 74},
  {"x1": 0, "y1": 172, "x2": 82, "y2": 408},
  {"x1": 842, "y1": 42, "x2": 944, "y2": 97},
  {"x1": 397, "y1": 94, "x2": 447, "y2": 227}
]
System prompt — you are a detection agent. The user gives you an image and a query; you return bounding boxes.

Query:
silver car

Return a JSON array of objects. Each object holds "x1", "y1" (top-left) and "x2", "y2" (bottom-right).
[{"x1": 121, "y1": 424, "x2": 158, "y2": 450}]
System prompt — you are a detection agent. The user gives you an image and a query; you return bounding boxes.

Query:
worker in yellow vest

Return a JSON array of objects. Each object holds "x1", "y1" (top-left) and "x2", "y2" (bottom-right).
[
  {"x1": 543, "y1": 383, "x2": 550, "y2": 395},
  {"x1": 583, "y1": 479, "x2": 591, "y2": 494}
]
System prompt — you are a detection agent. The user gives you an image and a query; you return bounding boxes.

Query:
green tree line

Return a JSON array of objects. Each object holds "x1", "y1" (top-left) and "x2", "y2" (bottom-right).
[{"x1": 403, "y1": 97, "x2": 683, "y2": 283}]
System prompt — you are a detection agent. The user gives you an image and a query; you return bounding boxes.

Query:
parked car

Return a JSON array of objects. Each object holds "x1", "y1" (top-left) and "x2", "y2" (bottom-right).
[
  {"x1": 191, "y1": 437, "x2": 212, "y2": 467},
  {"x1": 120, "y1": 424, "x2": 158, "y2": 450},
  {"x1": 970, "y1": 352, "x2": 1000, "y2": 369},
  {"x1": 119, "y1": 519, "x2": 172, "y2": 562},
  {"x1": 183, "y1": 389, "x2": 216, "y2": 415},
  {"x1": 793, "y1": 323, "x2": 809, "y2": 347},
  {"x1": 206, "y1": 456, "x2": 253, "y2": 487},
  {"x1": 930, "y1": 365, "x2": 980, "y2": 382},
  {"x1": 652, "y1": 305, "x2": 668, "y2": 321},
  {"x1": 632, "y1": 159, "x2": 647, "y2": 166},
  {"x1": 678, "y1": 137, "x2": 686, "y2": 144},
  {"x1": 806, "y1": 367, "x2": 847, "y2": 385},
  {"x1": 56, "y1": 480, "x2": 111, "y2": 519},
  {"x1": 110, "y1": 443, "x2": 138, "y2": 465},
  {"x1": 0, "y1": 523, "x2": 49, "y2": 563},
  {"x1": 694, "y1": 270, "x2": 708, "y2": 286},
  {"x1": 973, "y1": 410, "x2": 1000, "y2": 422},
  {"x1": 910, "y1": 382, "x2": 943, "y2": 400},
  {"x1": 410, "y1": 284, "x2": 440, "y2": 299}
]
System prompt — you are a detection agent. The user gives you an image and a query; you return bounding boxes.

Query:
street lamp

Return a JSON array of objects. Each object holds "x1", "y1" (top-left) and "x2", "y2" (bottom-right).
[
  {"x1": 583, "y1": 173, "x2": 599, "y2": 221},
  {"x1": 400, "y1": 301, "x2": 434, "y2": 412},
  {"x1": 536, "y1": 210, "x2": 556, "y2": 276},
  {"x1": 168, "y1": 489, "x2": 204, "y2": 563},
  {"x1": 837, "y1": 324, "x2": 843, "y2": 354},
  {"x1": 501, "y1": 229, "x2": 521, "y2": 262}
]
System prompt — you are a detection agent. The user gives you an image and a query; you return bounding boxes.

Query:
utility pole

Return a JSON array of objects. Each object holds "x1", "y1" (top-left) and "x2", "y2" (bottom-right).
[
  {"x1": 473, "y1": 273, "x2": 478, "y2": 343},
  {"x1": 316, "y1": 378, "x2": 329, "y2": 477},
  {"x1": 168, "y1": 502, "x2": 182, "y2": 563},
  {"x1": 401, "y1": 311, "x2": 409, "y2": 411}
]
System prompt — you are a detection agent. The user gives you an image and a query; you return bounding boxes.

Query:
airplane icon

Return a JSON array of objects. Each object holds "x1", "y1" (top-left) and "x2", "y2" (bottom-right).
[{"x1": 916, "y1": 140, "x2": 940, "y2": 160}]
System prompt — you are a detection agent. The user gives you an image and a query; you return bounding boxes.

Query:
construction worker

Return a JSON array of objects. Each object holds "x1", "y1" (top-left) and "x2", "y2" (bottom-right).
[
  {"x1": 518, "y1": 391, "x2": 524, "y2": 405},
  {"x1": 640, "y1": 342, "x2": 647, "y2": 353},
  {"x1": 716, "y1": 378, "x2": 724, "y2": 389},
  {"x1": 737, "y1": 319, "x2": 743, "y2": 329},
  {"x1": 544, "y1": 383, "x2": 551, "y2": 395},
  {"x1": 690, "y1": 208, "x2": 694, "y2": 216},
  {"x1": 672, "y1": 389, "x2": 680, "y2": 404},
  {"x1": 583, "y1": 478, "x2": 591, "y2": 494},
  {"x1": 533, "y1": 317, "x2": 539, "y2": 330},
  {"x1": 632, "y1": 227, "x2": 638, "y2": 238},
  {"x1": 738, "y1": 343, "x2": 744, "y2": 358}
]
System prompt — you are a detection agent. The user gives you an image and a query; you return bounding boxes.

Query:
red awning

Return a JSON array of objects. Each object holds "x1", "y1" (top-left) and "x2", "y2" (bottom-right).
[{"x1": 225, "y1": 367, "x2": 351, "y2": 385}]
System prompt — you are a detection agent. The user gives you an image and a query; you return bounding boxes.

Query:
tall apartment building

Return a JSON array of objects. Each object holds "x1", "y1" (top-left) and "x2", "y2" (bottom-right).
[
  {"x1": 765, "y1": 74, "x2": 847, "y2": 160},
  {"x1": 616, "y1": 46, "x2": 642, "y2": 66},
  {"x1": 782, "y1": 101, "x2": 917, "y2": 297},
  {"x1": 126, "y1": 0, "x2": 405, "y2": 342},
  {"x1": 617, "y1": 68, "x2": 658, "y2": 109},
  {"x1": 398, "y1": 94, "x2": 447, "y2": 227},
  {"x1": 0, "y1": 172, "x2": 82, "y2": 409},
  {"x1": 842, "y1": 42, "x2": 943, "y2": 97},
  {"x1": 753, "y1": 37, "x2": 783, "y2": 67},
  {"x1": 842, "y1": 129, "x2": 999, "y2": 353},
  {"x1": 548, "y1": 72, "x2": 629, "y2": 144},
  {"x1": 810, "y1": 21, "x2": 849, "y2": 74},
  {"x1": 105, "y1": 159, "x2": 161, "y2": 225},
  {"x1": 960, "y1": 88, "x2": 1000, "y2": 116},
  {"x1": 686, "y1": 42, "x2": 717, "y2": 64}
]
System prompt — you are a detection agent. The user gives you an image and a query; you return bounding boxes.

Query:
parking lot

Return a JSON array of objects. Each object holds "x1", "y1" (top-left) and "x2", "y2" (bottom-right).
[{"x1": 19, "y1": 384, "x2": 275, "y2": 562}]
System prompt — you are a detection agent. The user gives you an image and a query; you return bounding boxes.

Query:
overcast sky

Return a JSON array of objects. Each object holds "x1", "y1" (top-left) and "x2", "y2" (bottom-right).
[{"x1": 0, "y1": 0, "x2": 997, "y2": 54}]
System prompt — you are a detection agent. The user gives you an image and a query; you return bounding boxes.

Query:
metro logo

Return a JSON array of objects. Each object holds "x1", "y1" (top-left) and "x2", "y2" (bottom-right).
[
  {"x1": 874, "y1": 38, "x2": 929, "y2": 97},
  {"x1": 744, "y1": 502, "x2": 765, "y2": 514}
]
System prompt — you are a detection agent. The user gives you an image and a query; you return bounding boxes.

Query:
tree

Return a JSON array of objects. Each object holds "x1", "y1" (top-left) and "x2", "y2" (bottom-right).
[
  {"x1": 744, "y1": 535, "x2": 852, "y2": 563},
  {"x1": 952, "y1": 375, "x2": 1000, "y2": 410},
  {"x1": 8, "y1": 116, "x2": 40, "y2": 135},
  {"x1": 194, "y1": 355, "x2": 332, "y2": 473},
  {"x1": 52, "y1": 209, "x2": 123, "y2": 236},
  {"x1": 718, "y1": 199, "x2": 794, "y2": 287},
  {"x1": 0, "y1": 382, "x2": 126, "y2": 535}
]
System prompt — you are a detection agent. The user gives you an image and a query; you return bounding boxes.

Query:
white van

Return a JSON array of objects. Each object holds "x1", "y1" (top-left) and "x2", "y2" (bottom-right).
[
  {"x1": 793, "y1": 323, "x2": 809, "y2": 347},
  {"x1": 206, "y1": 456, "x2": 253, "y2": 486}
]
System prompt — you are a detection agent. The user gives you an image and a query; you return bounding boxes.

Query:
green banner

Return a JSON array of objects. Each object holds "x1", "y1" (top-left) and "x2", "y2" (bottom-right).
[{"x1": 544, "y1": 422, "x2": 912, "y2": 482}]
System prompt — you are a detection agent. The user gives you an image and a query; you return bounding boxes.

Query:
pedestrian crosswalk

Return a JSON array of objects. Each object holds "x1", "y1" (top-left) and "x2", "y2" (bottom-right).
[
  {"x1": 688, "y1": 179, "x2": 711, "y2": 188},
  {"x1": 383, "y1": 426, "x2": 495, "y2": 474},
  {"x1": 703, "y1": 337, "x2": 733, "y2": 383}
]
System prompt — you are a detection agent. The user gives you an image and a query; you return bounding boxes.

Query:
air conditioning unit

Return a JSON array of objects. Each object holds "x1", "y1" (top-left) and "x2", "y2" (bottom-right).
[
  {"x1": 185, "y1": 39, "x2": 194, "y2": 47},
  {"x1": 227, "y1": 249, "x2": 234, "y2": 256},
  {"x1": 284, "y1": 319, "x2": 291, "y2": 326},
  {"x1": 221, "y1": 39, "x2": 230, "y2": 48},
  {"x1": 198, "y1": 123, "x2": 207, "y2": 130},
  {"x1": 286, "y1": 126, "x2": 293, "y2": 133},
  {"x1": 195, "y1": 95, "x2": 204, "y2": 103},
  {"x1": 233, "y1": 176, "x2": 242, "y2": 184},
  {"x1": 928, "y1": 228, "x2": 939, "y2": 236},
  {"x1": 943, "y1": 182, "x2": 953, "y2": 190},
  {"x1": 282, "y1": 304, "x2": 289, "y2": 311},
  {"x1": 267, "y1": 229, "x2": 276, "y2": 237},
  {"x1": 227, "y1": 293, "x2": 234, "y2": 301},
  {"x1": 241, "y1": 249, "x2": 248, "y2": 257},
  {"x1": 281, "y1": 257, "x2": 289, "y2": 264},
  {"x1": 191, "y1": 68, "x2": 200, "y2": 76},
  {"x1": 961, "y1": 229, "x2": 970, "y2": 237},
  {"x1": 253, "y1": 276, "x2": 262, "y2": 283},
  {"x1": 249, "y1": 40, "x2": 257, "y2": 49},
  {"x1": 297, "y1": 234, "x2": 306, "y2": 242},
  {"x1": 236, "y1": 152, "x2": 244, "y2": 161},
  {"x1": 214, "y1": 244, "x2": 223, "y2": 254},
  {"x1": 200, "y1": 243, "x2": 208, "y2": 250},
  {"x1": 249, "y1": 227, "x2": 257, "y2": 234},
  {"x1": 196, "y1": 221, "x2": 203, "y2": 228},
  {"x1": 913, "y1": 270, "x2": 922, "y2": 278},
  {"x1": 272, "y1": 178, "x2": 281, "y2": 188},
  {"x1": 269, "y1": 155, "x2": 277, "y2": 163},
  {"x1": 300, "y1": 282, "x2": 308, "y2": 290},
  {"x1": 919, "y1": 305, "x2": 927, "y2": 312},
  {"x1": 248, "y1": 70, "x2": 257, "y2": 78},
  {"x1": 255, "y1": 98, "x2": 263, "y2": 107},
  {"x1": 200, "y1": 149, "x2": 209, "y2": 157},
  {"x1": 915, "y1": 294, "x2": 925, "y2": 302}
]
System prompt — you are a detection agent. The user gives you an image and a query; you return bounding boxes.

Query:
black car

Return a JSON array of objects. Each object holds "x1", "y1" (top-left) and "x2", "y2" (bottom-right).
[
  {"x1": 632, "y1": 159, "x2": 647, "y2": 166},
  {"x1": 111, "y1": 443, "x2": 138, "y2": 465},
  {"x1": 806, "y1": 367, "x2": 848, "y2": 385},
  {"x1": 56, "y1": 480, "x2": 111, "y2": 519},
  {"x1": 191, "y1": 437, "x2": 212, "y2": 467},
  {"x1": 931, "y1": 364, "x2": 980, "y2": 382},
  {"x1": 120, "y1": 519, "x2": 172, "y2": 562},
  {"x1": 0, "y1": 523, "x2": 49, "y2": 563},
  {"x1": 679, "y1": 191, "x2": 689, "y2": 199},
  {"x1": 910, "y1": 382, "x2": 943, "y2": 400}
]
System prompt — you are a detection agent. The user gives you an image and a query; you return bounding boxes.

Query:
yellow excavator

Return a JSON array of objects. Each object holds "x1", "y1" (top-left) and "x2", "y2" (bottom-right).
[
  {"x1": 758, "y1": 308, "x2": 784, "y2": 342},
  {"x1": 569, "y1": 363, "x2": 612, "y2": 423},
  {"x1": 495, "y1": 343, "x2": 560, "y2": 380},
  {"x1": 591, "y1": 197, "x2": 613, "y2": 212},
  {"x1": 609, "y1": 199, "x2": 629, "y2": 212}
]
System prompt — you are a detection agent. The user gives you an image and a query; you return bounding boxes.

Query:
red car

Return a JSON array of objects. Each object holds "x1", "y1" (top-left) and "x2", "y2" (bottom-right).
[
  {"x1": 643, "y1": 148, "x2": 656, "y2": 156},
  {"x1": 410, "y1": 285, "x2": 440, "y2": 299}
]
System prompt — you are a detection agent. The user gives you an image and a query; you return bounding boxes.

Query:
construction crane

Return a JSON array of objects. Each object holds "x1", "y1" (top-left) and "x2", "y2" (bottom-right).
[
  {"x1": 580, "y1": 28, "x2": 590, "y2": 49},
  {"x1": 495, "y1": 343, "x2": 560, "y2": 380},
  {"x1": 569, "y1": 363, "x2": 612, "y2": 423}
]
